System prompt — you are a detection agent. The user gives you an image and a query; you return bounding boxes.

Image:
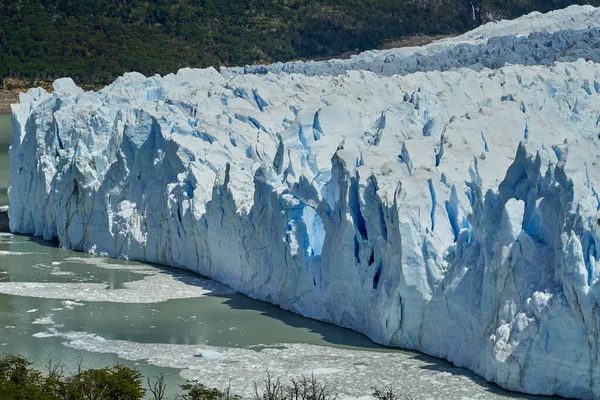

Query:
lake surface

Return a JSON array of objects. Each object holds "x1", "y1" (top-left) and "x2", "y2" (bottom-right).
[{"x1": 0, "y1": 112, "x2": 552, "y2": 399}]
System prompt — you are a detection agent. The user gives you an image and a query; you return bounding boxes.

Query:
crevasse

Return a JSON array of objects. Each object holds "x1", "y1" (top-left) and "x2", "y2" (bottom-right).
[{"x1": 8, "y1": 5, "x2": 600, "y2": 399}]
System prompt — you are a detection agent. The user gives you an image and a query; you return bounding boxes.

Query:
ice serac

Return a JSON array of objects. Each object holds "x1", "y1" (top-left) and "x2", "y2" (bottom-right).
[{"x1": 8, "y1": 5, "x2": 600, "y2": 399}]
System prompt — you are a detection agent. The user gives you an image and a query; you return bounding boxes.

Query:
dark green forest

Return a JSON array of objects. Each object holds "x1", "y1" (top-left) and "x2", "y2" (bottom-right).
[{"x1": 1, "y1": 0, "x2": 600, "y2": 85}]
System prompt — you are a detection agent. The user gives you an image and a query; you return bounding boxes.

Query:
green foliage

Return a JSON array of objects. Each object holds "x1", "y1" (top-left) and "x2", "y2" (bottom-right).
[
  {"x1": 2, "y1": 0, "x2": 598, "y2": 85},
  {"x1": 62, "y1": 364, "x2": 146, "y2": 400},
  {"x1": 0, "y1": 354, "x2": 145, "y2": 400},
  {"x1": 0, "y1": 354, "x2": 54, "y2": 400},
  {"x1": 0, "y1": 354, "x2": 418, "y2": 400},
  {"x1": 177, "y1": 381, "x2": 240, "y2": 400}
]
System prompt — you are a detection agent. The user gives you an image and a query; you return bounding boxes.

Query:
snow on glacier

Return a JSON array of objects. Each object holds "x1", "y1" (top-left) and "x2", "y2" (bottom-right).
[{"x1": 7, "y1": 5, "x2": 600, "y2": 399}]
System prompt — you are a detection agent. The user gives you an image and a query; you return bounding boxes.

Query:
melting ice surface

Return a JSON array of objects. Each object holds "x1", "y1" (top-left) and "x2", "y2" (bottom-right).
[{"x1": 7, "y1": 5, "x2": 600, "y2": 399}]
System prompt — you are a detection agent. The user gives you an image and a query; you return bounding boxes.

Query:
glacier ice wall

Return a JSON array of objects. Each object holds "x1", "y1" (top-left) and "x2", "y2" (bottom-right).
[{"x1": 8, "y1": 5, "x2": 600, "y2": 399}]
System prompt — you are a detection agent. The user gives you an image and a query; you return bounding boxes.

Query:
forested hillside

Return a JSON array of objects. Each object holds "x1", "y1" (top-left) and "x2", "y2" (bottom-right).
[{"x1": 1, "y1": 0, "x2": 599, "y2": 85}]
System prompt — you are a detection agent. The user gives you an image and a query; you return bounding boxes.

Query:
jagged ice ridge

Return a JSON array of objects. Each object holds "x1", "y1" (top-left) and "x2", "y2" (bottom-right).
[
  {"x1": 234, "y1": 5, "x2": 600, "y2": 76},
  {"x1": 8, "y1": 5, "x2": 600, "y2": 399}
]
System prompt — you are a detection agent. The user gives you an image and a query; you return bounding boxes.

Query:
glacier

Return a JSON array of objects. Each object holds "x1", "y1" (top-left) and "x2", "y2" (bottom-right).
[
  {"x1": 7, "y1": 5, "x2": 600, "y2": 399},
  {"x1": 233, "y1": 5, "x2": 600, "y2": 77}
]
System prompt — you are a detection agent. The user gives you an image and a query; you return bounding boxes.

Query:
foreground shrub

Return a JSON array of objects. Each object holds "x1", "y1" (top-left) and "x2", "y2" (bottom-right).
[
  {"x1": 253, "y1": 373, "x2": 337, "y2": 400},
  {"x1": 0, "y1": 354, "x2": 54, "y2": 400},
  {"x1": 62, "y1": 364, "x2": 145, "y2": 400},
  {"x1": 175, "y1": 381, "x2": 240, "y2": 400},
  {"x1": 0, "y1": 354, "x2": 145, "y2": 400},
  {"x1": 0, "y1": 353, "x2": 414, "y2": 400}
]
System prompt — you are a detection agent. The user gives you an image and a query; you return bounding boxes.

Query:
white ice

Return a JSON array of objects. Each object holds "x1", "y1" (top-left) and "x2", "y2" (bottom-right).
[
  {"x1": 8, "y1": 5, "x2": 600, "y2": 398},
  {"x1": 0, "y1": 258, "x2": 233, "y2": 303}
]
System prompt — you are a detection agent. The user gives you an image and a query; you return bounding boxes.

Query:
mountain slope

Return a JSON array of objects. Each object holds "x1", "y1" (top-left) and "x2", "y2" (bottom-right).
[{"x1": 2, "y1": 0, "x2": 600, "y2": 84}]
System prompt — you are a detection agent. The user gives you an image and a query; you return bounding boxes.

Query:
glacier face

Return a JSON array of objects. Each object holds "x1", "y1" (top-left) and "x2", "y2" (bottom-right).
[{"x1": 8, "y1": 5, "x2": 600, "y2": 399}]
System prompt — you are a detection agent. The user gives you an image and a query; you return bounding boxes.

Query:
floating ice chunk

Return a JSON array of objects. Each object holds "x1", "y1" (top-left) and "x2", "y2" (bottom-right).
[
  {"x1": 31, "y1": 329, "x2": 511, "y2": 399},
  {"x1": 0, "y1": 271, "x2": 233, "y2": 303},
  {"x1": 309, "y1": 368, "x2": 342, "y2": 375},
  {"x1": 32, "y1": 332, "x2": 56, "y2": 338},
  {"x1": 61, "y1": 300, "x2": 84, "y2": 309},
  {"x1": 32, "y1": 315, "x2": 54, "y2": 325},
  {"x1": 196, "y1": 350, "x2": 224, "y2": 360}
]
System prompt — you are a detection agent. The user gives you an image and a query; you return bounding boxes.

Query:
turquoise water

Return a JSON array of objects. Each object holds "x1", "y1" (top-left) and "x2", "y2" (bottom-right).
[{"x1": 0, "y1": 235, "x2": 385, "y2": 398}]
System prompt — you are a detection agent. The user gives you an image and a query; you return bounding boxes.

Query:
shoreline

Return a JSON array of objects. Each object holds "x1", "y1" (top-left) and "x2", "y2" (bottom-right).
[{"x1": 0, "y1": 90, "x2": 18, "y2": 114}]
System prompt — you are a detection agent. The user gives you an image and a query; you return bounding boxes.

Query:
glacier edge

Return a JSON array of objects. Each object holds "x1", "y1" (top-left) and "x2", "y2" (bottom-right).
[{"x1": 8, "y1": 6, "x2": 600, "y2": 399}]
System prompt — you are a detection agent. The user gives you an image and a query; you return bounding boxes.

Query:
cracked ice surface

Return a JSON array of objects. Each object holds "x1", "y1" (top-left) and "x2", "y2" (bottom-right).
[
  {"x1": 8, "y1": 5, "x2": 600, "y2": 399},
  {"x1": 234, "y1": 6, "x2": 600, "y2": 77}
]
